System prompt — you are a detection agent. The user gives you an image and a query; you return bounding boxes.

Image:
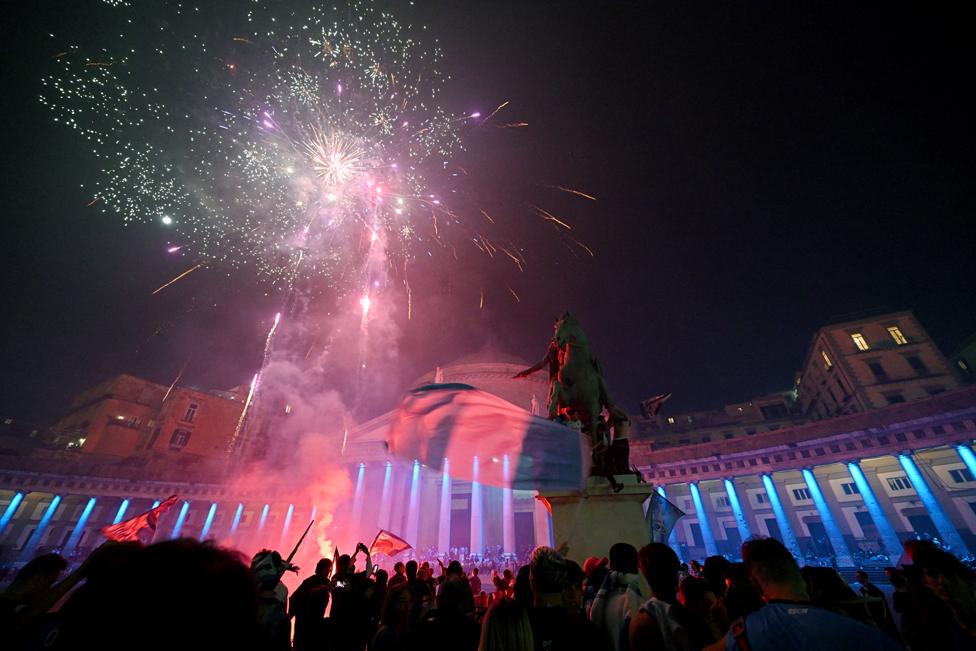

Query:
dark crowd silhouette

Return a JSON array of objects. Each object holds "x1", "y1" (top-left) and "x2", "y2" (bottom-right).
[{"x1": 1, "y1": 535, "x2": 974, "y2": 650}]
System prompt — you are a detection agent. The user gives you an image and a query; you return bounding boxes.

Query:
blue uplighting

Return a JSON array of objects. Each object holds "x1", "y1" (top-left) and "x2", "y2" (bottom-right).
[
  {"x1": 113, "y1": 498, "x2": 130, "y2": 524},
  {"x1": 378, "y1": 462, "x2": 393, "y2": 529},
  {"x1": 350, "y1": 462, "x2": 366, "y2": 531},
  {"x1": 761, "y1": 475, "x2": 802, "y2": 558},
  {"x1": 846, "y1": 462, "x2": 902, "y2": 557},
  {"x1": 64, "y1": 497, "x2": 97, "y2": 553},
  {"x1": 258, "y1": 504, "x2": 270, "y2": 531},
  {"x1": 689, "y1": 482, "x2": 718, "y2": 556},
  {"x1": 406, "y1": 459, "x2": 421, "y2": 544},
  {"x1": 280, "y1": 504, "x2": 295, "y2": 544},
  {"x1": 0, "y1": 492, "x2": 24, "y2": 536},
  {"x1": 438, "y1": 458, "x2": 451, "y2": 551},
  {"x1": 723, "y1": 479, "x2": 752, "y2": 541},
  {"x1": 200, "y1": 503, "x2": 218, "y2": 539},
  {"x1": 230, "y1": 503, "x2": 244, "y2": 536},
  {"x1": 471, "y1": 456, "x2": 483, "y2": 555},
  {"x1": 801, "y1": 469, "x2": 853, "y2": 566},
  {"x1": 171, "y1": 501, "x2": 190, "y2": 538},
  {"x1": 898, "y1": 454, "x2": 969, "y2": 556},
  {"x1": 21, "y1": 496, "x2": 61, "y2": 559},
  {"x1": 958, "y1": 445, "x2": 976, "y2": 480}
]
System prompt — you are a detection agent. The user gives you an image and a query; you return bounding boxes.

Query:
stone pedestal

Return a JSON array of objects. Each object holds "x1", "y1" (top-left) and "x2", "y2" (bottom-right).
[{"x1": 537, "y1": 474, "x2": 654, "y2": 565}]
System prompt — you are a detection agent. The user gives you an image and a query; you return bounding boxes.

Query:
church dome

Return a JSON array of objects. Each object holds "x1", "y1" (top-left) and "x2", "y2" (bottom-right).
[{"x1": 413, "y1": 352, "x2": 548, "y2": 413}]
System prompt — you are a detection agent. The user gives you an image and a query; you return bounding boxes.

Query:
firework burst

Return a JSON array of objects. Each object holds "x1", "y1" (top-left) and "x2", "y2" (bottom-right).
[{"x1": 42, "y1": 0, "x2": 594, "y2": 307}]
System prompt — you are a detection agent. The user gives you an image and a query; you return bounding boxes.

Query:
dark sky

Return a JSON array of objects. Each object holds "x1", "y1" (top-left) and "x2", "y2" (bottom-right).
[{"x1": 2, "y1": 1, "x2": 974, "y2": 424}]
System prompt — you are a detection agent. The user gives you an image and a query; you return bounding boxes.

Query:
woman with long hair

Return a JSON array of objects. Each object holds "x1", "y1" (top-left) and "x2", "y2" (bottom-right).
[
  {"x1": 477, "y1": 597, "x2": 534, "y2": 651},
  {"x1": 371, "y1": 583, "x2": 417, "y2": 651}
]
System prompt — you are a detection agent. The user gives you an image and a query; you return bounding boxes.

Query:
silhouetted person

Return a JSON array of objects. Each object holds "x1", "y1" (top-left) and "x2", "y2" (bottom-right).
[
  {"x1": 526, "y1": 546, "x2": 607, "y2": 651},
  {"x1": 721, "y1": 562, "x2": 763, "y2": 623},
  {"x1": 415, "y1": 576, "x2": 481, "y2": 651},
  {"x1": 371, "y1": 583, "x2": 417, "y2": 651},
  {"x1": 629, "y1": 543, "x2": 714, "y2": 651},
  {"x1": 590, "y1": 542, "x2": 643, "y2": 651},
  {"x1": 854, "y1": 569, "x2": 898, "y2": 640},
  {"x1": 469, "y1": 567, "x2": 483, "y2": 596},
  {"x1": 289, "y1": 558, "x2": 333, "y2": 651},
  {"x1": 388, "y1": 561, "x2": 407, "y2": 589},
  {"x1": 53, "y1": 539, "x2": 261, "y2": 651}
]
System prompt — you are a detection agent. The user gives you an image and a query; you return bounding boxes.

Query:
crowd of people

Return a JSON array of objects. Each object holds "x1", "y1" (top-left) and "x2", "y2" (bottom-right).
[{"x1": 1, "y1": 534, "x2": 974, "y2": 650}]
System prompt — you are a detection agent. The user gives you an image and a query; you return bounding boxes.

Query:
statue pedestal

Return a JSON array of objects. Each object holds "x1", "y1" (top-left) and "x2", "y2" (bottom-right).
[{"x1": 538, "y1": 474, "x2": 654, "y2": 566}]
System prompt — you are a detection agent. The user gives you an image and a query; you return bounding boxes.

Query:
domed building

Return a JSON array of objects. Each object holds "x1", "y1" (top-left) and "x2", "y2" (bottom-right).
[{"x1": 339, "y1": 352, "x2": 552, "y2": 557}]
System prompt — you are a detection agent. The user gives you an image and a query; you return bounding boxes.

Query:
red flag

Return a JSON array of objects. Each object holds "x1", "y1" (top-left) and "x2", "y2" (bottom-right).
[
  {"x1": 101, "y1": 495, "x2": 179, "y2": 542},
  {"x1": 369, "y1": 529, "x2": 412, "y2": 557}
]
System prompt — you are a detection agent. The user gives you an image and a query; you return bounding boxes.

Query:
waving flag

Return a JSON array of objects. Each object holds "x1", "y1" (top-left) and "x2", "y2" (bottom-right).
[
  {"x1": 386, "y1": 383, "x2": 590, "y2": 491},
  {"x1": 101, "y1": 494, "x2": 179, "y2": 542},
  {"x1": 645, "y1": 492, "x2": 684, "y2": 543},
  {"x1": 369, "y1": 529, "x2": 412, "y2": 557},
  {"x1": 640, "y1": 392, "x2": 672, "y2": 419}
]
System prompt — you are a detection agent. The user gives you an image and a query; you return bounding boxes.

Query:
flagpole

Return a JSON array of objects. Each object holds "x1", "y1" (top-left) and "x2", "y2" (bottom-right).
[{"x1": 286, "y1": 520, "x2": 314, "y2": 564}]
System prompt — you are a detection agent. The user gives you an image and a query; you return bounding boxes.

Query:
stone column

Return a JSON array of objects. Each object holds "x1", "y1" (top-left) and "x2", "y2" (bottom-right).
[
  {"x1": 437, "y1": 461, "x2": 452, "y2": 553},
  {"x1": 761, "y1": 474, "x2": 802, "y2": 558},
  {"x1": 723, "y1": 478, "x2": 752, "y2": 542},
  {"x1": 846, "y1": 461, "x2": 902, "y2": 558},
  {"x1": 898, "y1": 453, "x2": 970, "y2": 556},
  {"x1": 801, "y1": 468, "x2": 854, "y2": 566},
  {"x1": 503, "y1": 455, "x2": 515, "y2": 554},
  {"x1": 689, "y1": 482, "x2": 718, "y2": 556},
  {"x1": 470, "y1": 457, "x2": 483, "y2": 555}
]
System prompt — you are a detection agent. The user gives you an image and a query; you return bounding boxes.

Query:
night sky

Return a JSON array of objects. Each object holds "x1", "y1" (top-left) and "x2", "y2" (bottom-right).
[{"x1": 2, "y1": 2, "x2": 974, "y2": 425}]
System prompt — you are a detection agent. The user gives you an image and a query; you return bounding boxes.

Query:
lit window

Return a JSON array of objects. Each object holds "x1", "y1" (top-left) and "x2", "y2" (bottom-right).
[
  {"x1": 822, "y1": 350, "x2": 833, "y2": 370},
  {"x1": 958, "y1": 359, "x2": 972, "y2": 376},
  {"x1": 284, "y1": 404, "x2": 292, "y2": 414},
  {"x1": 851, "y1": 333, "x2": 870, "y2": 351},
  {"x1": 183, "y1": 403, "x2": 198, "y2": 422},
  {"x1": 886, "y1": 476, "x2": 913, "y2": 491},
  {"x1": 887, "y1": 326, "x2": 908, "y2": 345},
  {"x1": 667, "y1": 416, "x2": 675, "y2": 425},
  {"x1": 949, "y1": 468, "x2": 975, "y2": 484}
]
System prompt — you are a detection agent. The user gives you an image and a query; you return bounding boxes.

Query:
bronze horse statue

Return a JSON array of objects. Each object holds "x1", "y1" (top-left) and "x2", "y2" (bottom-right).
[{"x1": 515, "y1": 312, "x2": 625, "y2": 491}]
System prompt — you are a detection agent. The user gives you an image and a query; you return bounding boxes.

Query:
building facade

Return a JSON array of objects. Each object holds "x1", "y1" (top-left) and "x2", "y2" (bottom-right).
[
  {"x1": 633, "y1": 386, "x2": 976, "y2": 564},
  {"x1": 51, "y1": 374, "x2": 249, "y2": 460},
  {"x1": 796, "y1": 310, "x2": 961, "y2": 420}
]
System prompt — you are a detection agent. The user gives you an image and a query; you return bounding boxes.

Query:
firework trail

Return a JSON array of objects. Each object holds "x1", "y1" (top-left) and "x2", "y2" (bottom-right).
[
  {"x1": 151, "y1": 264, "x2": 205, "y2": 295},
  {"x1": 229, "y1": 373, "x2": 260, "y2": 453},
  {"x1": 161, "y1": 362, "x2": 188, "y2": 404}
]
